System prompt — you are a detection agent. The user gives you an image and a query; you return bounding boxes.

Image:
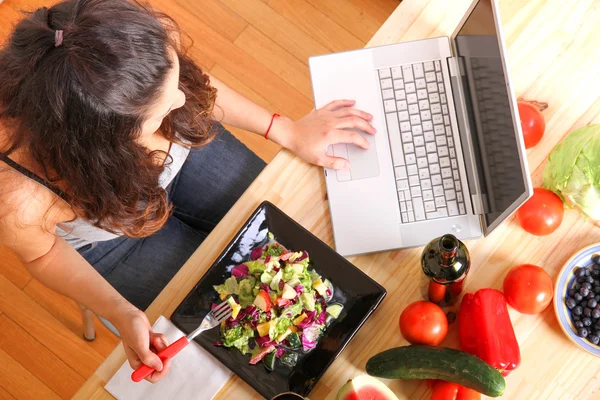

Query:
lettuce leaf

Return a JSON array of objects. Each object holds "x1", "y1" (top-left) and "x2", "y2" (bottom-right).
[
  {"x1": 543, "y1": 125, "x2": 600, "y2": 222},
  {"x1": 238, "y1": 277, "x2": 257, "y2": 307}
]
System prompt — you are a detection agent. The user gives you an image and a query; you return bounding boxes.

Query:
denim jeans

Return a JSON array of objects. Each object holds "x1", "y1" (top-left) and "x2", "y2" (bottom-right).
[{"x1": 78, "y1": 124, "x2": 266, "y2": 310}]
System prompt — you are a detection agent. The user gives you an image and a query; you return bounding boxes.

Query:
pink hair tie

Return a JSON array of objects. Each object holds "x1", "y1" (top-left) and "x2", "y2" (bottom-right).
[{"x1": 55, "y1": 30, "x2": 64, "y2": 47}]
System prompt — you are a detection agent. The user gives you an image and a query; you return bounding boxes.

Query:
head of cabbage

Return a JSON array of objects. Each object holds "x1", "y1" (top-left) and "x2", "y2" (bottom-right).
[{"x1": 543, "y1": 125, "x2": 600, "y2": 224}]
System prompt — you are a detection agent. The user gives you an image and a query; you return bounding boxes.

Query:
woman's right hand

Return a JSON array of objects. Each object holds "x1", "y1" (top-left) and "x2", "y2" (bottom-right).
[{"x1": 113, "y1": 306, "x2": 172, "y2": 383}]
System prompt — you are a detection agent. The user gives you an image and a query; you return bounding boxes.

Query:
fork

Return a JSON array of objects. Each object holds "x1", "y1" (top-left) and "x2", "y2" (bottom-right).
[{"x1": 131, "y1": 301, "x2": 232, "y2": 382}]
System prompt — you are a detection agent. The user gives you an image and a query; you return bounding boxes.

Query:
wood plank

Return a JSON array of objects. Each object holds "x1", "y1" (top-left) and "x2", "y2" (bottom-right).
[
  {"x1": 23, "y1": 279, "x2": 119, "y2": 357},
  {"x1": 0, "y1": 348, "x2": 61, "y2": 400},
  {"x1": 306, "y1": 0, "x2": 383, "y2": 43},
  {"x1": 171, "y1": 7, "x2": 313, "y2": 120},
  {"x1": 0, "y1": 3, "x2": 22, "y2": 39},
  {"x1": 0, "y1": 386, "x2": 15, "y2": 400},
  {"x1": 219, "y1": 0, "x2": 331, "y2": 63},
  {"x1": 266, "y1": 0, "x2": 365, "y2": 52},
  {"x1": 209, "y1": 64, "x2": 281, "y2": 115},
  {"x1": 173, "y1": 0, "x2": 248, "y2": 42},
  {"x1": 0, "y1": 274, "x2": 105, "y2": 377},
  {"x1": 0, "y1": 315, "x2": 84, "y2": 399},
  {"x1": 234, "y1": 26, "x2": 313, "y2": 99},
  {"x1": 0, "y1": 246, "x2": 32, "y2": 289},
  {"x1": 349, "y1": 0, "x2": 400, "y2": 25}
]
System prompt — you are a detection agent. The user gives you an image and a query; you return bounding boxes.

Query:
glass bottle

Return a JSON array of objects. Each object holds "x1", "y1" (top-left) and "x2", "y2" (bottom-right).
[{"x1": 421, "y1": 234, "x2": 471, "y2": 306}]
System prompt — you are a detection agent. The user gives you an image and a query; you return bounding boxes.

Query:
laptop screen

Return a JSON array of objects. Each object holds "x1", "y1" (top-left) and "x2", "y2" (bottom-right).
[{"x1": 453, "y1": 0, "x2": 529, "y2": 234}]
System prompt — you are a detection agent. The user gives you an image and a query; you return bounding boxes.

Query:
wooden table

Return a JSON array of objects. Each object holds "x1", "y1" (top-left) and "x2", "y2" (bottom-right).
[{"x1": 76, "y1": 0, "x2": 600, "y2": 398}]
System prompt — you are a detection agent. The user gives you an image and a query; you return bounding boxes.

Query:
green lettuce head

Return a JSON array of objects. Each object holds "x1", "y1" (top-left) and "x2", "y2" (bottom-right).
[{"x1": 543, "y1": 125, "x2": 600, "y2": 224}]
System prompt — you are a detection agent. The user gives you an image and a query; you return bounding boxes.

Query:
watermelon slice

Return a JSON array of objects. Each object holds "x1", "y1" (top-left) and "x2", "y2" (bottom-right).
[{"x1": 336, "y1": 375, "x2": 398, "y2": 400}]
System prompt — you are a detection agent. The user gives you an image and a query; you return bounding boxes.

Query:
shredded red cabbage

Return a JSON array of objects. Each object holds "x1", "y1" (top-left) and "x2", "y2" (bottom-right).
[
  {"x1": 278, "y1": 280, "x2": 285, "y2": 290},
  {"x1": 305, "y1": 310, "x2": 317, "y2": 320},
  {"x1": 296, "y1": 251, "x2": 309, "y2": 261},
  {"x1": 273, "y1": 266, "x2": 281, "y2": 273},
  {"x1": 301, "y1": 326, "x2": 319, "y2": 351},
  {"x1": 295, "y1": 284, "x2": 304, "y2": 294},
  {"x1": 315, "y1": 311, "x2": 327, "y2": 325},
  {"x1": 264, "y1": 255, "x2": 271, "y2": 264},
  {"x1": 275, "y1": 347, "x2": 286, "y2": 358},
  {"x1": 260, "y1": 283, "x2": 271, "y2": 293},
  {"x1": 255, "y1": 335, "x2": 275, "y2": 348},
  {"x1": 250, "y1": 246, "x2": 263, "y2": 260},
  {"x1": 297, "y1": 319, "x2": 312, "y2": 329},
  {"x1": 225, "y1": 318, "x2": 240, "y2": 329},
  {"x1": 231, "y1": 264, "x2": 249, "y2": 278},
  {"x1": 297, "y1": 310, "x2": 317, "y2": 329}
]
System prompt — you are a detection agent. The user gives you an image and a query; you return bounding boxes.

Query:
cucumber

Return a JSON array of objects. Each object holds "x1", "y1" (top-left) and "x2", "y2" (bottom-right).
[
  {"x1": 326, "y1": 303, "x2": 343, "y2": 319},
  {"x1": 263, "y1": 351, "x2": 276, "y2": 371},
  {"x1": 287, "y1": 332, "x2": 301, "y2": 348},
  {"x1": 280, "y1": 352, "x2": 298, "y2": 367},
  {"x1": 366, "y1": 345, "x2": 505, "y2": 397}
]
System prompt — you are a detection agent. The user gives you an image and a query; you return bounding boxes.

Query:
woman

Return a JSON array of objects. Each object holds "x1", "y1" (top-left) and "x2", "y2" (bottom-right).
[{"x1": 0, "y1": 0, "x2": 375, "y2": 382}]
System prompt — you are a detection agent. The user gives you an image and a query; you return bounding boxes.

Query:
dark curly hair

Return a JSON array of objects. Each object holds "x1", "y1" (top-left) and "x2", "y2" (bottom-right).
[{"x1": 0, "y1": 0, "x2": 217, "y2": 237}]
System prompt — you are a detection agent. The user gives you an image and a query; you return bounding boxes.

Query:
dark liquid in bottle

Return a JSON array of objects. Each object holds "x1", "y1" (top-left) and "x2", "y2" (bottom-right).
[{"x1": 421, "y1": 234, "x2": 471, "y2": 305}]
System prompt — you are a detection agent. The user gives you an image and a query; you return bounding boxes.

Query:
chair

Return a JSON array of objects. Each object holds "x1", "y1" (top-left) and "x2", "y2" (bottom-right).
[
  {"x1": 79, "y1": 303, "x2": 121, "y2": 340},
  {"x1": 78, "y1": 304, "x2": 96, "y2": 341}
]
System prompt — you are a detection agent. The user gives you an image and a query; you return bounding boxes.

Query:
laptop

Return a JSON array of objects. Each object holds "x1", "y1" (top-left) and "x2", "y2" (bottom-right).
[{"x1": 308, "y1": 0, "x2": 532, "y2": 256}]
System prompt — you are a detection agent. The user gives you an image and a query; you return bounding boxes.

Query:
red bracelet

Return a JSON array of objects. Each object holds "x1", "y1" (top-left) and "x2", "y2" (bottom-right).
[{"x1": 264, "y1": 113, "x2": 280, "y2": 140}]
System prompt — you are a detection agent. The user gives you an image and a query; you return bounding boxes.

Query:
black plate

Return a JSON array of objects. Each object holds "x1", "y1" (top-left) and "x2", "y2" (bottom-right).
[{"x1": 171, "y1": 201, "x2": 386, "y2": 399}]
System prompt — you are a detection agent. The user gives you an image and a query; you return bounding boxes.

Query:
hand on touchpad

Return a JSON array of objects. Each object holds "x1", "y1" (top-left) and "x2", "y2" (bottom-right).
[{"x1": 333, "y1": 129, "x2": 380, "y2": 182}]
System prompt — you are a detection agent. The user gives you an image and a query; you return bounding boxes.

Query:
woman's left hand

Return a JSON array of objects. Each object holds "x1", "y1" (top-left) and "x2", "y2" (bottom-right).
[{"x1": 270, "y1": 100, "x2": 376, "y2": 170}]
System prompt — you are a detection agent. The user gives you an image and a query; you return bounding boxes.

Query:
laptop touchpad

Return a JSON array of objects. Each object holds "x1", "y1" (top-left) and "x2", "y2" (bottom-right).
[{"x1": 335, "y1": 129, "x2": 379, "y2": 182}]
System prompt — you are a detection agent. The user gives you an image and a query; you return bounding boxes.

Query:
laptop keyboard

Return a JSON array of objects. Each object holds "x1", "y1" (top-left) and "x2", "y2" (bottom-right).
[{"x1": 378, "y1": 61, "x2": 466, "y2": 223}]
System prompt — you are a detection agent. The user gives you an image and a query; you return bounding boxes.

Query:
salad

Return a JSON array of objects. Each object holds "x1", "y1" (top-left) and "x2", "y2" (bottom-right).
[{"x1": 213, "y1": 237, "x2": 343, "y2": 370}]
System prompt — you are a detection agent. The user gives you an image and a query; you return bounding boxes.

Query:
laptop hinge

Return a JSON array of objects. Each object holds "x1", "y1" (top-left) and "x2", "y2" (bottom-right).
[{"x1": 447, "y1": 56, "x2": 484, "y2": 216}]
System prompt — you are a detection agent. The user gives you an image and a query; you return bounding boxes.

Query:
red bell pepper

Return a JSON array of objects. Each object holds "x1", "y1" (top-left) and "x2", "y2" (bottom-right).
[{"x1": 459, "y1": 288, "x2": 520, "y2": 376}]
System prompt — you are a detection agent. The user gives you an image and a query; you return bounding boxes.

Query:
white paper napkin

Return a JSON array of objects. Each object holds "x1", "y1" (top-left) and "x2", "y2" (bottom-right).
[{"x1": 105, "y1": 315, "x2": 232, "y2": 400}]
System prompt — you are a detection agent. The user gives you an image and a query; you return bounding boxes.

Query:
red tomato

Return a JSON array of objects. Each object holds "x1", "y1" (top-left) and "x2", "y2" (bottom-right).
[
  {"x1": 431, "y1": 381, "x2": 481, "y2": 400},
  {"x1": 399, "y1": 301, "x2": 448, "y2": 346},
  {"x1": 516, "y1": 188, "x2": 564, "y2": 236},
  {"x1": 518, "y1": 101, "x2": 545, "y2": 149},
  {"x1": 503, "y1": 264, "x2": 553, "y2": 314}
]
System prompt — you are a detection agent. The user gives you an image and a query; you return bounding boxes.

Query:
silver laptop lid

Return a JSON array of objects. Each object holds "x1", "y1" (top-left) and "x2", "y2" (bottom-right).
[{"x1": 450, "y1": 0, "x2": 532, "y2": 235}]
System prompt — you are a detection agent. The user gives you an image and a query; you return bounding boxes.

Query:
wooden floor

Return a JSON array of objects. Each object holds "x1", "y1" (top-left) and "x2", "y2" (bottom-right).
[{"x1": 0, "y1": 0, "x2": 399, "y2": 398}]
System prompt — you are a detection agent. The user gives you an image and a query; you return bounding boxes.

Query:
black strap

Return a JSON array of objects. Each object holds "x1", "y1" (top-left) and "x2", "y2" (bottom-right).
[{"x1": 0, "y1": 155, "x2": 70, "y2": 202}]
